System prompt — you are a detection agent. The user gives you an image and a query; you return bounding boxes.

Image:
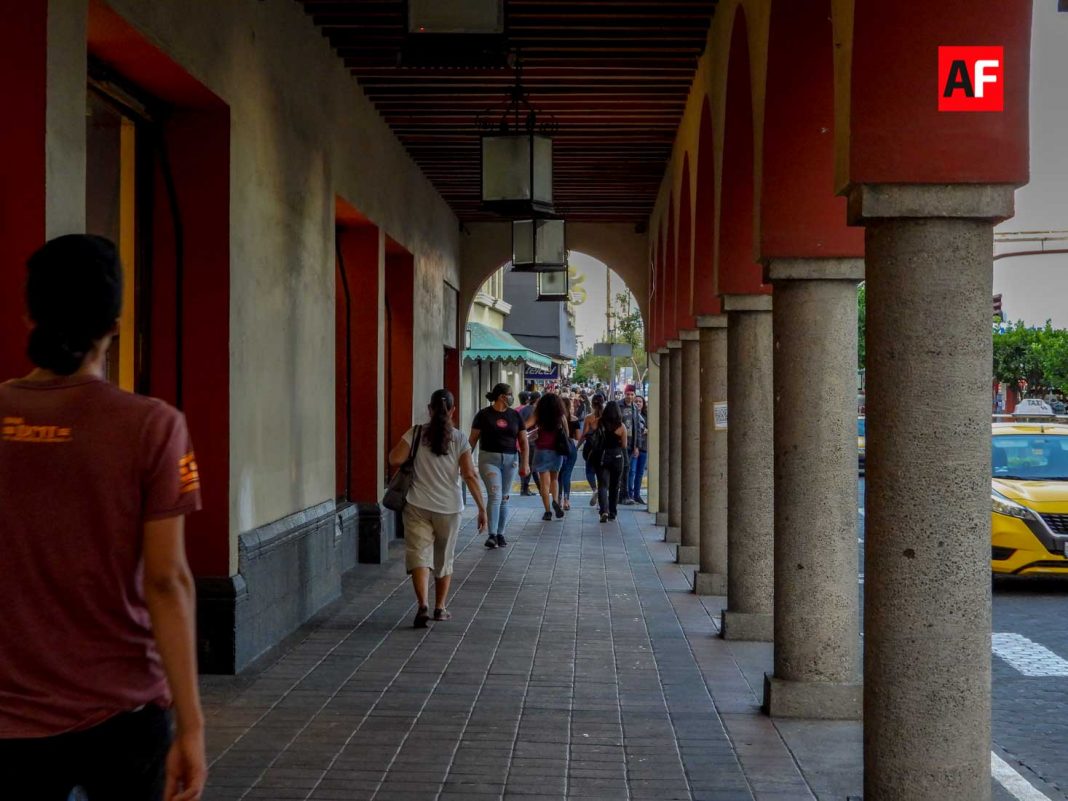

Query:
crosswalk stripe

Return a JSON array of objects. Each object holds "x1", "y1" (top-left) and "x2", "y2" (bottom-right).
[
  {"x1": 992, "y1": 752, "x2": 1053, "y2": 801},
  {"x1": 992, "y1": 633, "x2": 1068, "y2": 677}
]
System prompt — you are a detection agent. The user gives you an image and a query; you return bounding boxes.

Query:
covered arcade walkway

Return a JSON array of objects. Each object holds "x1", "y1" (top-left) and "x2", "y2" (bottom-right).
[{"x1": 200, "y1": 496, "x2": 845, "y2": 801}]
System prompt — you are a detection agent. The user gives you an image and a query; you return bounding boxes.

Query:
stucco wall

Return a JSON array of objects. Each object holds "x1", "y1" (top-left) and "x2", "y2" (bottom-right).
[{"x1": 89, "y1": 0, "x2": 460, "y2": 569}]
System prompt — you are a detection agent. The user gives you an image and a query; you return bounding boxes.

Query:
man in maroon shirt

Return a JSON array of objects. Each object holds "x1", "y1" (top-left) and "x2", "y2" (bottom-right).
[{"x1": 0, "y1": 236, "x2": 205, "y2": 801}]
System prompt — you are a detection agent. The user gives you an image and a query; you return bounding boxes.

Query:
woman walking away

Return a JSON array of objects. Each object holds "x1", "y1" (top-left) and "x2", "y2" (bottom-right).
[
  {"x1": 596, "y1": 401, "x2": 628, "y2": 523},
  {"x1": 469, "y1": 383, "x2": 529, "y2": 549},
  {"x1": 629, "y1": 395, "x2": 649, "y2": 504},
  {"x1": 389, "y1": 389, "x2": 487, "y2": 628},
  {"x1": 580, "y1": 392, "x2": 606, "y2": 506},
  {"x1": 557, "y1": 397, "x2": 582, "y2": 511},
  {"x1": 0, "y1": 235, "x2": 206, "y2": 801},
  {"x1": 526, "y1": 392, "x2": 569, "y2": 521}
]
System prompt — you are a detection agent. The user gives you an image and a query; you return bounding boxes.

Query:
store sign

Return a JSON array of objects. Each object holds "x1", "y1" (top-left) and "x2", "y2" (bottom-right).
[
  {"x1": 938, "y1": 46, "x2": 1003, "y2": 112},
  {"x1": 525, "y1": 363, "x2": 559, "y2": 380}
]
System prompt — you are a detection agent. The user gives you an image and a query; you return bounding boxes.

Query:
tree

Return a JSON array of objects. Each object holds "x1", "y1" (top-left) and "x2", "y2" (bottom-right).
[
  {"x1": 610, "y1": 291, "x2": 648, "y2": 386},
  {"x1": 573, "y1": 349, "x2": 609, "y2": 385},
  {"x1": 993, "y1": 321, "x2": 1047, "y2": 400}
]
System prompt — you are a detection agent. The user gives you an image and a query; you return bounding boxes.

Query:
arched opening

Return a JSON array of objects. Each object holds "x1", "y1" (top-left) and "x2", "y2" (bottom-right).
[
  {"x1": 693, "y1": 98, "x2": 720, "y2": 316},
  {"x1": 717, "y1": 8, "x2": 766, "y2": 297},
  {"x1": 677, "y1": 156, "x2": 695, "y2": 331},
  {"x1": 761, "y1": 0, "x2": 862, "y2": 259}
]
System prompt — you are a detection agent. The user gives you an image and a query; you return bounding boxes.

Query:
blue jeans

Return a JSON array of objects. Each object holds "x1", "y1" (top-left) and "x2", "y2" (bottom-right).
[
  {"x1": 477, "y1": 451, "x2": 517, "y2": 536},
  {"x1": 629, "y1": 450, "x2": 648, "y2": 499},
  {"x1": 559, "y1": 439, "x2": 578, "y2": 498},
  {"x1": 584, "y1": 457, "x2": 598, "y2": 492}
]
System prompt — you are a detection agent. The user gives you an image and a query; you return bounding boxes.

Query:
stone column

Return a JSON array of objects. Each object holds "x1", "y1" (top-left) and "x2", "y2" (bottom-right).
[
  {"x1": 695, "y1": 315, "x2": 728, "y2": 595},
  {"x1": 666, "y1": 340, "x2": 683, "y2": 543},
  {"x1": 762, "y1": 260, "x2": 863, "y2": 717},
  {"x1": 720, "y1": 296, "x2": 774, "y2": 639},
  {"x1": 656, "y1": 348, "x2": 671, "y2": 528},
  {"x1": 646, "y1": 358, "x2": 660, "y2": 516},
  {"x1": 677, "y1": 331, "x2": 701, "y2": 564},
  {"x1": 851, "y1": 185, "x2": 1012, "y2": 801}
]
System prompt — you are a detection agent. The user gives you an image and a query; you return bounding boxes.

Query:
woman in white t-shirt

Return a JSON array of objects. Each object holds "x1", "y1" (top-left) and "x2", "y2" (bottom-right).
[{"x1": 388, "y1": 389, "x2": 487, "y2": 628}]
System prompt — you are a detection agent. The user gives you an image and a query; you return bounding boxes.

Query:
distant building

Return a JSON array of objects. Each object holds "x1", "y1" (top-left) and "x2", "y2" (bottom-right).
[{"x1": 502, "y1": 269, "x2": 578, "y2": 385}]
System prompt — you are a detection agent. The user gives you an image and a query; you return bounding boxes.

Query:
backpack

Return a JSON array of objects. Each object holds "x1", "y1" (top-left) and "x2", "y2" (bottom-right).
[{"x1": 582, "y1": 424, "x2": 605, "y2": 467}]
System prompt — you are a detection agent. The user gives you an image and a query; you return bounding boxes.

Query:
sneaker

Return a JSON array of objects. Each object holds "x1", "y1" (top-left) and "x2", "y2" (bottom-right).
[
  {"x1": 495, "y1": 534, "x2": 507, "y2": 548},
  {"x1": 633, "y1": 496, "x2": 646, "y2": 505},
  {"x1": 552, "y1": 500, "x2": 565, "y2": 519},
  {"x1": 542, "y1": 511, "x2": 553, "y2": 522},
  {"x1": 484, "y1": 535, "x2": 498, "y2": 549},
  {"x1": 620, "y1": 497, "x2": 635, "y2": 506},
  {"x1": 608, "y1": 514, "x2": 617, "y2": 521},
  {"x1": 599, "y1": 513, "x2": 609, "y2": 523},
  {"x1": 589, "y1": 495, "x2": 598, "y2": 507}
]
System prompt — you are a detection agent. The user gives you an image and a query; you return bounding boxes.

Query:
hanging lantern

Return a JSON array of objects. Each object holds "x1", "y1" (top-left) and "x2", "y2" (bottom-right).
[
  {"x1": 478, "y1": 57, "x2": 556, "y2": 216},
  {"x1": 511, "y1": 216, "x2": 566, "y2": 273},
  {"x1": 536, "y1": 268, "x2": 569, "y2": 302}
]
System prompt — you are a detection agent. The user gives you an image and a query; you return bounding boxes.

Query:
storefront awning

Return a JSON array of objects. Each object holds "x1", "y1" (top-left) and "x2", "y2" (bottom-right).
[{"x1": 463, "y1": 322, "x2": 552, "y2": 371}]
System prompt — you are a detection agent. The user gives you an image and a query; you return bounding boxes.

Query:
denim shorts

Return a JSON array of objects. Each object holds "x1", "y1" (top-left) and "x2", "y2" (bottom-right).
[{"x1": 532, "y1": 448, "x2": 565, "y2": 473}]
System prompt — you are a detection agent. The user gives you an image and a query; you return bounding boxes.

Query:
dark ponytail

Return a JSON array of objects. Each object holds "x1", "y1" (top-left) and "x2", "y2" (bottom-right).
[
  {"x1": 424, "y1": 388, "x2": 455, "y2": 456},
  {"x1": 25, "y1": 235, "x2": 122, "y2": 375}
]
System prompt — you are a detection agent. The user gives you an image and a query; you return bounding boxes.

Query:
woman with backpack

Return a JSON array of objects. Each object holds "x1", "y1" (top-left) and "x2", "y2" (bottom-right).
[
  {"x1": 580, "y1": 392, "x2": 605, "y2": 506},
  {"x1": 388, "y1": 389, "x2": 487, "y2": 628},
  {"x1": 592, "y1": 400, "x2": 628, "y2": 522}
]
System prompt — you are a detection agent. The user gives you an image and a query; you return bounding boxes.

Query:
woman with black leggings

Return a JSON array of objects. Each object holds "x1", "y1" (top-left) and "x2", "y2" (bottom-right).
[{"x1": 595, "y1": 401, "x2": 628, "y2": 522}]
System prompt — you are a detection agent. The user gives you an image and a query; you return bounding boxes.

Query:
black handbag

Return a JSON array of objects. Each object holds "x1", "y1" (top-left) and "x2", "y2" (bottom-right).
[
  {"x1": 382, "y1": 425, "x2": 421, "y2": 512},
  {"x1": 553, "y1": 423, "x2": 571, "y2": 456}
]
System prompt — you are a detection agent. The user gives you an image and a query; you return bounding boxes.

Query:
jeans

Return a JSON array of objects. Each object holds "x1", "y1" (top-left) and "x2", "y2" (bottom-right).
[
  {"x1": 0, "y1": 704, "x2": 171, "y2": 801},
  {"x1": 584, "y1": 457, "x2": 598, "y2": 492},
  {"x1": 629, "y1": 449, "x2": 648, "y2": 499},
  {"x1": 597, "y1": 447, "x2": 625, "y2": 517},
  {"x1": 477, "y1": 451, "x2": 517, "y2": 536},
  {"x1": 559, "y1": 439, "x2": 578, "y2": 498}
]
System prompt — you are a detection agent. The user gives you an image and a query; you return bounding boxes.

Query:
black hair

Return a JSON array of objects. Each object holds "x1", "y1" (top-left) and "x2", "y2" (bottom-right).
[
  {"x1": 25, "y1": 235, "x2": 122, "y2": 375},
  {"x1": 424, "y1": 388, "x2": 455, "y2": 457},
  {"x1": 518, "y1": 391, "x2": 530, "y2": 405},
  {"x1": 534, "y1": 392, "x2": 564, "y2": 433},
  {"x1": 601, "y1": 400, "x2": 623, "y2": 432},
  {"x1": 486, "y1": 383, "x2": 512, "y2": 403},
  {"x1": 591, "y1": 393, "x2": 606, "y2": 415},
  {"x1": 530, "y1": 391, "x2": 541, "y2": 402}
]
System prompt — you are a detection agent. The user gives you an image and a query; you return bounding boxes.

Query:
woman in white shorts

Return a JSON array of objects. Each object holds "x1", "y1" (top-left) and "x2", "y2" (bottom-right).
[{"x1": 388, "y1": 389, "x2": 487, "y2": 628}]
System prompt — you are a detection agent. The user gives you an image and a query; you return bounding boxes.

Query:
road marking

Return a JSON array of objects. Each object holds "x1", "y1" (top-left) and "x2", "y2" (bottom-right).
[
  {"x1": 991, "y1": 752, "x2": 1053, "y2": 801},
  {"x1": 992, "y1": 633, "x2": 1068, "y2": 676}
]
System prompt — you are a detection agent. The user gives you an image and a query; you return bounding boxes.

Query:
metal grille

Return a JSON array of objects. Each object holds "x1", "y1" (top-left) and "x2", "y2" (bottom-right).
[{"x1": 1040, "y1": 513, "x2": 1068, "y2": 535}]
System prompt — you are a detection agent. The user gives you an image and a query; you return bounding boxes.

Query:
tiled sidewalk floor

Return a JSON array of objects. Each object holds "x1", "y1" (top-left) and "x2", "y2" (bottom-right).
[{"x1": 200, "y1": 496, "x2": 856, "y2": 801}]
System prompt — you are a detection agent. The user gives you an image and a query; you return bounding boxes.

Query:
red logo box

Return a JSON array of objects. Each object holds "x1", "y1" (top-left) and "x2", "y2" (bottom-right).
[{"x1": 939, "y1": 46, "x2": 1004, "y2": 112}]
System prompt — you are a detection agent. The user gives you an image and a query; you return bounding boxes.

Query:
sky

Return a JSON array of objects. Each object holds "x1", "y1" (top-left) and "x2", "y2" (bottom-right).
[
  {"x1": 993, "y1": 3, "x2": 1068, "y2": 326},
  {"x1": 568, "y1": 251, "x2": 633, "y2": 355}
]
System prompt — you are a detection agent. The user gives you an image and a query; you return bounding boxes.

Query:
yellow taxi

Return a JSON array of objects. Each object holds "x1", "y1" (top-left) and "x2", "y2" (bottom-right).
[{"x1": 992, "y1": 420, "x2": 1068, "y2": 575}]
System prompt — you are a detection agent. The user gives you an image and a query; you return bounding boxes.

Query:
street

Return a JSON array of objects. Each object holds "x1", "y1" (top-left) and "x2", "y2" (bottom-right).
[{"x1": 859, "y1": 478, "x2": 1068, "y2": 799}]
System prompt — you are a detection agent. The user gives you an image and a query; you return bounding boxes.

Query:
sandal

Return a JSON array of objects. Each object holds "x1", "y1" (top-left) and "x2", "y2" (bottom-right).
[
  {"x1": 433, "y1": 608, "x2": 452, "y2": 622},
  {"x1": 413, "y1": 606, "x2": 430, "y2": 628}
]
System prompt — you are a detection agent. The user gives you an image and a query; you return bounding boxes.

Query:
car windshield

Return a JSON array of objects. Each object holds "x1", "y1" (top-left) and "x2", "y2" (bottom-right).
[
  {"x1": 857, "y1": 418, "x2": 865, "y2": 437},
  {"x1": 993, "y1": 434, "x2": 1068, "y2": 480}
]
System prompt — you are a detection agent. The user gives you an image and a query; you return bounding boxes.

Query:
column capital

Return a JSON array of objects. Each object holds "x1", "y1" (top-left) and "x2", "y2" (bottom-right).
[
  {"x1": 766, "y1": 258, "x2": 864, "y2": 283},
  {"x1": 722, "y1": 294, "x2": 773, "y2": 313},
  {"x1": 679, "y1": 329, "x2": 700, "y2": 341},
  {"x1": 696, "y1": 314, "x2": 727, "y2": 329},
  {"x1": 666, "y1": 339, "x2": 683, "y2": 349},
  {"x1": 846, "y1": 183, "x2": 1015, "y2": 225}
]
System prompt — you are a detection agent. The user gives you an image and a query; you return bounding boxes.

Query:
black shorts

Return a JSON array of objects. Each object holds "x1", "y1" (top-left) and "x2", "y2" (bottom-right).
[{"x1": 0, "y1": 704, "x2": 172, "y2": 801}]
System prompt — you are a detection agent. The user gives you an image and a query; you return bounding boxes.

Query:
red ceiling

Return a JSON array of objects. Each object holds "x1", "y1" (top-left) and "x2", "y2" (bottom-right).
[{"x1": 297, "y1": 1, "x2": 716, "y2": 223}]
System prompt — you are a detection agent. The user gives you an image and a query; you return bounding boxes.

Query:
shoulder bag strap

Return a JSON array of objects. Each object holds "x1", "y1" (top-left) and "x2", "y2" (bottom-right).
[{"x1": 407, "y1": 425, "x2": 422, "y2": 466}]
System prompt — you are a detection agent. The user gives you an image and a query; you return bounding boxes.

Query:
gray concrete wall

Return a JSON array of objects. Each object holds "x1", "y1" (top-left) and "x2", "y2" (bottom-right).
[
  {"x1": 502, "y1": 270, "x2": 577, "y2": 360},
  {"x1": 57, "y1": 0, "x2": 461, "y2": 570}
]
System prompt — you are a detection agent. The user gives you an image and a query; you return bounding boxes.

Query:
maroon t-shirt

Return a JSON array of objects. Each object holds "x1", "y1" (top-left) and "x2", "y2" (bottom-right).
[{"x1": 0, "y1": 375, "x2": 201, "y2": 738}]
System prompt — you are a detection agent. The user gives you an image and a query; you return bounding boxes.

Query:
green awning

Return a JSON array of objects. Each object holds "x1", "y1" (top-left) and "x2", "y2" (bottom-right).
[{"x1": 463, "y1": 322, "x2": 552, "y2": 371}]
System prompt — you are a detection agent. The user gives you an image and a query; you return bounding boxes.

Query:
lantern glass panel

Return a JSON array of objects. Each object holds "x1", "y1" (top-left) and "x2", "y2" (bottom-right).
[
  {"x1": 535, "y1": 218, "x2": 565, "y2": 267},
  {"x1": 537, "y1": 269, "x2": 568, "y2": 300},
  {"x1": 512, "y1": 219, "x2": 535, "y2": 266},
  {"x1": 482, "y1": 135, "x2": 531, "y2": 202},
  {"x1": 532, "y1": 135, "x2": 552, "y2": 206}
]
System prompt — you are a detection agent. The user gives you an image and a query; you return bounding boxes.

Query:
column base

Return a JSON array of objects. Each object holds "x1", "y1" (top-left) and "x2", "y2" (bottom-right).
[
  {"x1": 665, "y1": 526, "x2": 681, "y2": 543},
  {"x1": 656, "y1": 511, "x2": 669, "y2": 527},
  {"x1": 720, "y1": 610, "x2": 773, "y2": 642},
  {"x1": 676, "y1": 545, "x2": 699, "y2": 565},
  {"x1": 694, "y1": 571, "x2": 727, "y2": 596},
  {"x1": 762, "y1": 674, "x2": 862, "y2": 720}
]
